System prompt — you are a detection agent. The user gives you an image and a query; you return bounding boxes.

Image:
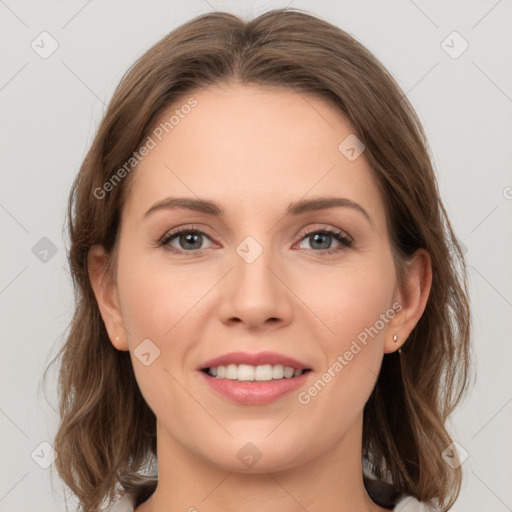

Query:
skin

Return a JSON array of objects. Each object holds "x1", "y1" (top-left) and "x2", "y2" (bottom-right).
[{"x1": 89, "y1": 83, "x2": 432, "y2": 512}]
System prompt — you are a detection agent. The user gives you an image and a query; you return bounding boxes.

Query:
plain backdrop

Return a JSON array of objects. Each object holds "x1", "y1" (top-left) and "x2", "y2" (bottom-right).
[{"x1": 1, "y1": 1, "x2": 511, "y2": 511}]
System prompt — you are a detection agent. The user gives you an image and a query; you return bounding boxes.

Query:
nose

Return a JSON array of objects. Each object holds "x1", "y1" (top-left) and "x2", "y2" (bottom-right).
[{"x1": 217, "y1": 241, "x2": 294, "y2": 331}]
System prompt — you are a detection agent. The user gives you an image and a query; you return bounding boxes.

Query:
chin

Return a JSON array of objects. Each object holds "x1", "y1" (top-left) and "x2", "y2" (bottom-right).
[{"x1": 188, "y1": 432, "x2": 321, "y2": 475}]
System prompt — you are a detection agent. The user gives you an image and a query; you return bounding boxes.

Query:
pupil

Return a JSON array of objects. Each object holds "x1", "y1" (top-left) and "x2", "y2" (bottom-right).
[
  {"x1": 311, "y1": 233, "x2": 330, "y2": 250},
  {"x1": 181, "y1": 233, "x2": 201, "y2": 250}
]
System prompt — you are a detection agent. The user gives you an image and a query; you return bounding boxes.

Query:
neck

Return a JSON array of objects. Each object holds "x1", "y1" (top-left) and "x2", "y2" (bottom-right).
[{"x1": 137, "y1": 415, "x2": 386, "y2": 512}]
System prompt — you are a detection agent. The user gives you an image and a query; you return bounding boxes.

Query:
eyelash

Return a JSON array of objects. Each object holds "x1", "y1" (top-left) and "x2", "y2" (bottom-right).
[{"x1": 157, "y1": 225, "x2": 353, "y2": 257}]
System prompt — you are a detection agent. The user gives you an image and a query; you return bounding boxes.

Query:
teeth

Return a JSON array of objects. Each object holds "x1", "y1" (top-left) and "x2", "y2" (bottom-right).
[
  {"x1": 283, "y1": 366, "x2": 294, "y2": 378},
  {"x1": 238, "y1": 364, "x2": 255, "y2": 381},
  {"x1": 255, "y1": 364, "x2": 272, "y2": 381},
  {"x1": 272, "y1": 364, "x2": 284, "y2": 379},
  {"x1": 207, "y1": 364, "x2": 305, "y2": 381},
  {"x1": 225, "y1": 364, "x2": 238, "y2": 380}
]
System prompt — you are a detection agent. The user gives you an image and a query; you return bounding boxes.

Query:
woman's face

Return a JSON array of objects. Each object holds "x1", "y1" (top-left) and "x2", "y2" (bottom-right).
[{"x1": 94, "y1": 83, "x2": 409, "y2": 472}]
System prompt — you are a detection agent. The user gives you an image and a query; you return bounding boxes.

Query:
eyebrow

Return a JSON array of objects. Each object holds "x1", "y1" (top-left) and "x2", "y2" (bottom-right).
[{"x1": 144, "y1": 196, "x2": 373, "y2": 226}]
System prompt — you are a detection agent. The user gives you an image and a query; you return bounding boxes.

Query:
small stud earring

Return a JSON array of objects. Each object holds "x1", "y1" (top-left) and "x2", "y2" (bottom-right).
[
  {"x1": 115, "y1": 336, "x2": 120, "y2": 342},
  {"x1": 392, "y1": 334, "x2": 398, "y2": 343}
]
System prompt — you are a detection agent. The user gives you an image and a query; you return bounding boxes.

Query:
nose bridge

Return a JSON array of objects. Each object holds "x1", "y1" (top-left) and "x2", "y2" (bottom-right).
[
  {"x1": 220, "y1": 231, "x2": 292, "y2": 326},
  {"x1": 233, "y1": 233, "x2": 279, "y2": 296}
]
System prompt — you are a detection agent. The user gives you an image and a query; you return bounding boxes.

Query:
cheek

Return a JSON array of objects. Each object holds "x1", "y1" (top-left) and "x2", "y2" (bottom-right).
[
  {"x1": 116, "y1": 250, "x2": 205, "y2": 342},
  {"x1": 294, "y1": 256, "x2": 395, "y2": 411},
  {"x1": 301, "y1": 260, "x2": 395, "y2": 353},
  {"x1": 115, "y1": 261, "x2": 200, "y2": 422},
  {"x1": 115, "y1": 250, "x2": 216, "y2": 407}
]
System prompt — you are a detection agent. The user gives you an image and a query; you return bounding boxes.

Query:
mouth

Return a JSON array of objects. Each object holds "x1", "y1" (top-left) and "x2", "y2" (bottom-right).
[
  {"x1": 197, "y1": 352, "x2": 313, "y2": 404},
  {"x1": 201, "y1": 364, "x2": 312, "y2": 381}
]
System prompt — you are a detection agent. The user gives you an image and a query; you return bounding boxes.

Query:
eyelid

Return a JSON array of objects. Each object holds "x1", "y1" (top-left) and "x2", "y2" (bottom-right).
[
  {"x1": 294, "y1": 225, "x2": 353, "y2": 254},
  {"x1": 157, "y1": 224, "x2": 218, "y2": 249},
  {"x1": 298, "y1": 224, "x2": 353, "y2": 243},
  {"x1": 158, "y1": 223, "x2": 353, "y2": 254}
]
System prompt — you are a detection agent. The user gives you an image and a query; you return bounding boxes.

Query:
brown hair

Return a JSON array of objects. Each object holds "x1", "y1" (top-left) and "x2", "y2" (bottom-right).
[{"x1": 49, "y1": 7, "x2": 471, "y2": 511}]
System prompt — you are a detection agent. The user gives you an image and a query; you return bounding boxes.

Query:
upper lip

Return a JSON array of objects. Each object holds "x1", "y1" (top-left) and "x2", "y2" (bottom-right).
[{"x1": 198, "y1": 351, "x2": 311, "y2": 370}]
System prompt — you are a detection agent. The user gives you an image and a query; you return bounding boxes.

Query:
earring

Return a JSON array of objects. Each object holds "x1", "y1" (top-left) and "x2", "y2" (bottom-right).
[
  {"x1": 115, "y1": 336, "x2": 120, "y2": 342},
  {"x1": 392, "y1": 334, "x2": 398, "y2": 343}
]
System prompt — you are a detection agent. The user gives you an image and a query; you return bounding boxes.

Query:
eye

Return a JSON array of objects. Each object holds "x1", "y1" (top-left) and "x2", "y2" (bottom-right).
[
  {"x1": 296, "y1": 227, "x2": 352, "y2": 254},
  {"x1": 158, "y1": 226, "x2": 213, "y2": 254},
  {"x1": 157, "y1": 225, "x2": 353, "y2": 256}
]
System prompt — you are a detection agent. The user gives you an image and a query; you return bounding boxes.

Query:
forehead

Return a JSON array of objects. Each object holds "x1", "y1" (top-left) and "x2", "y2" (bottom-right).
[{"x1": 123, "y1": 83, "x2": 386, "y2": 228}]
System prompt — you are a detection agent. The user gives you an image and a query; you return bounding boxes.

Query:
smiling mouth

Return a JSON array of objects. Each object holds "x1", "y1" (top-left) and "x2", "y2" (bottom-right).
[{"x1": 202, "y1": 363, "x2": 312, "y2": 381}]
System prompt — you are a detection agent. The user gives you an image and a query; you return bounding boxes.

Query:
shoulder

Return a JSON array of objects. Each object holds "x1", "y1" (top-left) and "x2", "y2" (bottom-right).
[
  {"x1": 103, "y1": 493, "x2": 136, "y2": 512},
  {"x1": 103, "y1": 490, "x2": 434, "y2": 512},
  {"x1": 104, "y1": 478, "x2": 157, "y2": 511},
  {"x1": 393, "y1": 496, "x2": 438, "y2": 511}
]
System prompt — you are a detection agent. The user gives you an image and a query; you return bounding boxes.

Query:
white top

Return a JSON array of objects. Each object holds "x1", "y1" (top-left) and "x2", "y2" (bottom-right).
[{"x1": 106, "y1": 493, "x2": 435, "y2": 511}]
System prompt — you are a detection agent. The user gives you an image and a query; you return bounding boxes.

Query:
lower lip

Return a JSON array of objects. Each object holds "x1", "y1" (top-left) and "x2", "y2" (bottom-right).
[{"x1": 199, "y1": 370, "x2": 311, "y2": 405}]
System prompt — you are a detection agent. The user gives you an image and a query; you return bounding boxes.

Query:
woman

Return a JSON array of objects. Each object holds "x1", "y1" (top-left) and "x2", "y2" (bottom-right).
[{"x1": 51, "y1": 8, "x2": 471, "y2": 511}]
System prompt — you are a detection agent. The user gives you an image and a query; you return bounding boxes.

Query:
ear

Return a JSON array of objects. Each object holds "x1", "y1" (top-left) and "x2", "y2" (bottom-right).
[
  {"x1": 87, "y1": 244, "x2": 128, "y2": 351},
  {"x1": 384, "y1": 248, "x2": 432, "y2": 354}
]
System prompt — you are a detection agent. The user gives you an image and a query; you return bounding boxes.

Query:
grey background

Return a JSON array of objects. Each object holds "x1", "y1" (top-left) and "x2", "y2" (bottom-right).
[{"x1": 1, "y1": 0, "x2": 511, "y2": 511}]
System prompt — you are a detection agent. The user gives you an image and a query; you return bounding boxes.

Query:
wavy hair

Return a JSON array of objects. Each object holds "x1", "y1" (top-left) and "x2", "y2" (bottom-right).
[{"x1": 48, "y1": 7, "x2": 471, "y2": 511}]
